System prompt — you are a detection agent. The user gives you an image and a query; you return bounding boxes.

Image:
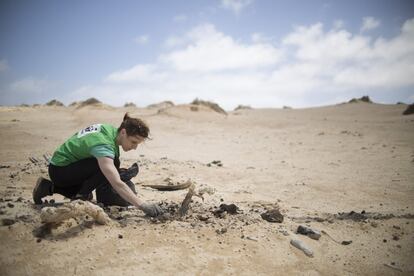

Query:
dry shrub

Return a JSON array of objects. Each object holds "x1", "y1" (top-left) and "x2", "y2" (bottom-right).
[
  {"x1": 402, "y1": 103, "x2": 414, "y2": 115},
  {"x1": 46, "y1": 99, "x2": 64, "y2": 106},
  {"x1": 124, "y1": 102, "x2": 136, "y2": 107},
  {"x1": 349, "y1": 96, "x2": 373, "y2": 103},
  {"x1": 147, "y1": 101, "x2": 174, "y2": 109},
  {"x1": 234, "y1": 105, "x2": 252, "y2": 111},
  {"x1": 191, "y1": 98, "x2": 227, "y2": 115},
  {"x1": 77, "y1": 98, "x2": 102, "y2": 108}
]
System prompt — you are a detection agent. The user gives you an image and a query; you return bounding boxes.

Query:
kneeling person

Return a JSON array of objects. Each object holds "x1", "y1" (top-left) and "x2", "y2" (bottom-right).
[{"x1": 33, "y1": 113, "x2": 162, "y2": 217}]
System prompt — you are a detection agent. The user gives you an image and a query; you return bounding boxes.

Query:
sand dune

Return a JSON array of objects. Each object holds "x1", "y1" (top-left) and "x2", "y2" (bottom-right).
[{"x1": 0, "y1": 102, "x2": 413, "y2": 275}]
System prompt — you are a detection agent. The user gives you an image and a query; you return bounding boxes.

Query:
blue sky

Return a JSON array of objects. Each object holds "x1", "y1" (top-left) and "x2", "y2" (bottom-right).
[{"x1": 1, "y1": 0, "x2": 413, "y2": 109}]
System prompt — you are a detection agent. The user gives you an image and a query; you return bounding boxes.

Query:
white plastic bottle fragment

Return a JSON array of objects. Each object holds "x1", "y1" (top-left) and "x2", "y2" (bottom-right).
[{"x1": 290, "y1": 239, "x2": 314, "y2": 257}]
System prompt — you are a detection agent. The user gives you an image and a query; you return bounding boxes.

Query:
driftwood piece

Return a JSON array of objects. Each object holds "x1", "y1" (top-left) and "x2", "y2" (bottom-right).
[
  {"x1": 142, "y1": 179, "x2": 192, "y2": 191},
  {"x1": 383, "y1": 263, "x2": 403, "y2": 272},
  {"x1": 178, "y1": 183, "x2": 195, "y2": 217},
  {"x1": 40, "y1": 200, "x2": 111, "y2": 225}
]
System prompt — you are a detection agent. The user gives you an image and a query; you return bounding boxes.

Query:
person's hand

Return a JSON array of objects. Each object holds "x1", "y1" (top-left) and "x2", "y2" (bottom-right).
[{"x1": 140, "y1": 203, "x2": 163, "y2": 217}]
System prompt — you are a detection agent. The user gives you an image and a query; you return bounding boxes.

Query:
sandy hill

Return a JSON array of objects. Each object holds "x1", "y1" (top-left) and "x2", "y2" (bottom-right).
[{"x1": 0, "y1": 102, "x2": 413, "y2": 275}]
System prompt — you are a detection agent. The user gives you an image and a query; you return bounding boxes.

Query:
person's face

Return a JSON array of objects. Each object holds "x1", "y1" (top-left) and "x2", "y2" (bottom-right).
[{"x1": 120, "y1": 129, "x2": 145, "y2": 151}]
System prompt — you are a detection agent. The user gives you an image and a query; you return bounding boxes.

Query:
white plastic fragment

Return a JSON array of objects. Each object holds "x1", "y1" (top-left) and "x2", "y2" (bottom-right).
[{"x1": 290, "y1": 239, "x2": 314, "y2": 257}]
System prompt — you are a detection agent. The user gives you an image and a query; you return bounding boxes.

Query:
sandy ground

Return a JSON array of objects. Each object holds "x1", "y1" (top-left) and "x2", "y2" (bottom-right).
[{"x1": 0, "y1": 102, "x2": 413, "y2": 275}]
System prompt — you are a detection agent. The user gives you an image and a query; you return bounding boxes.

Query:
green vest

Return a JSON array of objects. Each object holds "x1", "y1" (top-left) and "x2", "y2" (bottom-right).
[{"x1": 50, "y1": 124, "x2": 120, "y2": 166}]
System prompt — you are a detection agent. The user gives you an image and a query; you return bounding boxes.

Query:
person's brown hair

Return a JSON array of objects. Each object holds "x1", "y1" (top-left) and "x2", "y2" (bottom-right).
[{"x1": 118, "y1": 113, "x2": 150, "y2": 138}]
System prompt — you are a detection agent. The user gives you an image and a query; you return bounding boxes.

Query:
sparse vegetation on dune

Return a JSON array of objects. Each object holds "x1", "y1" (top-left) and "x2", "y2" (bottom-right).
[
  {"x1": 46, "y1": 99, "x2": 64, "y2": 107},
  {"x1": 147, "y1": 101, "x2": 175, "y2": 109},
  {"x1": 402, "y1": 103, "x2": 414, "y2": 115},
  {"x1": 191, "y1": 98, "x2": 227, "y2": 115},
  {"x1": 348, "y1": 96, "x2": 373, "y2": 103},
  {"x1": 234, "y1": 105, "x2": 252, "y2": 111},
  {"x1": 124, "y1": 102, "x2": 136, "y2": 107}
]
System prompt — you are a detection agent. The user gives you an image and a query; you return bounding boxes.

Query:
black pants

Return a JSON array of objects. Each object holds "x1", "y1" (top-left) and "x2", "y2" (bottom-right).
[
  {"x1": 49, "y1": 158, "x2": 137, "y2": 206},
  {"x1": 48, "y1": 157, "x2": 120, "y2": 199}
]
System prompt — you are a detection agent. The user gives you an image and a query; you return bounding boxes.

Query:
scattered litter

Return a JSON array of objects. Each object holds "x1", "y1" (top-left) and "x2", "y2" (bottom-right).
[
  {"x1": 261, "y1": 209, "x2": 283, "y2": 223},
  {"x1": 213, "y1": 204, "x2": 239, "y2": 217},
  {"x1": 321, "y1": 230, "x2": 352, "y2": 245},
  {"x1": 1, "y1": 218, "x2": 16, "y2": 226},
  {"x1": 290, "y1": 239, "x2": 314, "y2": 257},
  {"x1": 207, "y1": 160, "x2": 223, "y2": 167},
  {"x1": 297, "y1": 225, "x2": 321, "y2": 240},
  {"x1": 335, "y1": 210, "x2": 368, "y2": 221},
  {"x1": 216, "y1": 227, "x2": 227, "y2": 234},
  {"x1": 246, "y1": 236, "x2": 258, "y2": 242}
]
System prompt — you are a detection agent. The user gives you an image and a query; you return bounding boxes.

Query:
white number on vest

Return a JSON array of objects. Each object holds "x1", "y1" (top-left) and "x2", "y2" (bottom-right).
[{"x1": 77, "y1": 124, "x2": 102, "y2": 138}]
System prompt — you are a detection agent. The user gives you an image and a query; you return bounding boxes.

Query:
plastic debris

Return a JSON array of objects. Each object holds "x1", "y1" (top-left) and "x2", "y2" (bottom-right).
[
  {"x1": 297, "y1": 225, "x2": 321, "y2": 240},
  {"x1": 290, "y1": 239, "x2": 314, "y2": 257}
]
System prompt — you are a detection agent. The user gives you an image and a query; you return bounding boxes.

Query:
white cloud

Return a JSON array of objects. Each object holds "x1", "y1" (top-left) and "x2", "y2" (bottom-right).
[
  {"x1": 105, "y1": 64, "x2": 166, "y2": 83},
  {"x1": 10, "y1": 77, "x2": 53, "y2": 93},
  {"x1": 0, "y1": 59, "x2": 8, "y2": 72},
  {"x1": 361, "y1": 16, "x2": 380, "y2": 32},
  {"x1": 69, "y1": 19, "x2": 414, "y2": 109},
  {"x1": 283, "y1": 23, "x2": 373, "y2": 63},
  {"x1": 161, "y1": 24, "x2": 283, "y2": 72},
  {"x1": 134, "y1": 35, "x2": 149, "y2": 45},
  {"x1": 220, "y1": 0, "x2": 254, "y2": 14}
]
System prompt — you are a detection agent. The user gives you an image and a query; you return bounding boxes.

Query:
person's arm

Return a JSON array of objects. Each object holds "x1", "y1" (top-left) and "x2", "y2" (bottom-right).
[
  {"x1": 97, "y1": 157, "x2": 163, "y2": 217},
  {"x1": 97, "y1": 157, "x2": 144, "y2": 207}
]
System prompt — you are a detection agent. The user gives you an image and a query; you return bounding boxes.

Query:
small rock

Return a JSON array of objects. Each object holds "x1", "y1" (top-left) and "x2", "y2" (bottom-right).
[
  {"x1": 341, "y1": 240, "x2": 352, "y2": 245},
  {"x1": 17, "y1": 214, "x2": 33, "y2": 223},
  {"x1": 216, "y1": 228, "x2": 227, "y2": 235},
  {"x1": 212, "y1": 203, "x2": 239, "y2": 217},
  {"x1": 197, "y1": 214, "x2": 209, "y2": 221},
  {"x1": 261, "y1": 209, "x2": 283, "y2": 223},
  {"x1": 279, "y1": 230, "x2": 289, "y2": 236},
  {"x1": 7, "y1": 203, "x2": 14, "y2": 208},
  {"x1": 36, "y1": 238, "x2": 42, "y2": 243},
  {"x1": 118, "y1": 234, "x2": 123, "y2": 239},
  {"x1": 246, "y1": 236, "x2": 258, "y2": 242},
  {"x1": 1, "y1": 218, "x2": 16, "y2": 226}
]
